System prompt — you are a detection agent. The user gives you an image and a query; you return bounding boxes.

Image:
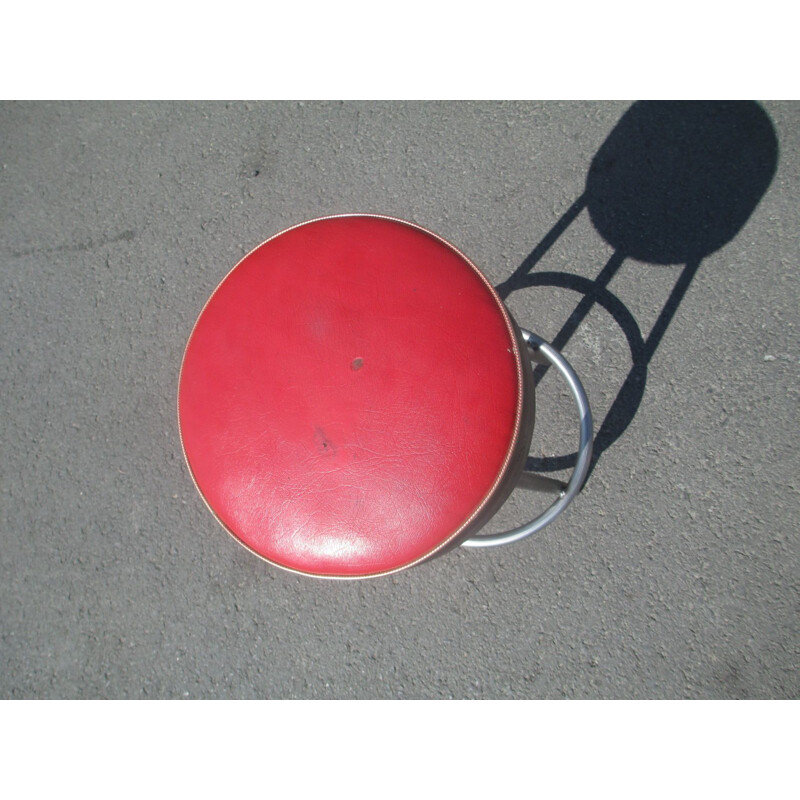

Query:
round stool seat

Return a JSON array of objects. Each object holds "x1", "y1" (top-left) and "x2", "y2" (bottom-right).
[{"x1": 178, "y1": 215, "x2": 532, "y2": 578}]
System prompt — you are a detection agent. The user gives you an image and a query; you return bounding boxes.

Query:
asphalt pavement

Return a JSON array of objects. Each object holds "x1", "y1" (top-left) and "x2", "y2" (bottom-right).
[{"x1": 1, "y1": 101, "x2": 798, "y2": 698}]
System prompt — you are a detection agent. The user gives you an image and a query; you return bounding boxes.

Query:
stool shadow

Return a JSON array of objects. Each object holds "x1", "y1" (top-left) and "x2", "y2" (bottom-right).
[{"x1": 496, "y1": 101, "x2": 779, "y2": 481}]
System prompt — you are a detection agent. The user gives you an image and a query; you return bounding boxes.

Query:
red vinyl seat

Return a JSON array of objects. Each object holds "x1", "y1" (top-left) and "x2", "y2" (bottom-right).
[{"x1": 178, "y1": 215, "x2": 532, "y2": 578}]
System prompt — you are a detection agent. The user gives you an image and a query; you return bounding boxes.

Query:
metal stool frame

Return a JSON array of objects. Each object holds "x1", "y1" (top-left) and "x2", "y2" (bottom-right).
[{"x1": 462, "y1": 329, "x2": 593, "y2": 548}]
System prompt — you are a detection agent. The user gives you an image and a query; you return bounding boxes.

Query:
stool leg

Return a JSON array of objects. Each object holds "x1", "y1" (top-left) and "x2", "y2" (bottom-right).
[
  {"x1": 516, "y1": 472, "x2": 568, "y2": 496},
  {"x1": 461, "y1": 329, "x2": 593, "y2": 548}
]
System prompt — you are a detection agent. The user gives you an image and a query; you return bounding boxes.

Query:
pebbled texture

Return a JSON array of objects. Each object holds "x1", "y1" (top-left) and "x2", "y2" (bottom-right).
[
  {"x1": 2, "y1": 102, "x2": 798, "y2": 700},
  {"x1": 178, "y1": 215, "x2": 523, "y2": 577}
]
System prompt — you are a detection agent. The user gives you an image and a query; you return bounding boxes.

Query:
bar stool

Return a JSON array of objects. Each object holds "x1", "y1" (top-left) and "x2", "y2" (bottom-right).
[{"x1": 178, "y1": 215, "x2": 592, "y2": 578}]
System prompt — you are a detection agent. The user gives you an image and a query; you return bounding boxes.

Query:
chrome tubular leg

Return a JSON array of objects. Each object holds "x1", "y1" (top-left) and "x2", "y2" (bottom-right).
[{"x1": 461, "y1": 329, "x2": 593, "y2": 548}]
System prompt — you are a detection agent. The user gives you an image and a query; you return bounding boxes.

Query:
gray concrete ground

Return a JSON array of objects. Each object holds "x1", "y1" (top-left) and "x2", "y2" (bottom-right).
[{"x1": 1, "y1": 101, "x2": 798, "y2": 699}]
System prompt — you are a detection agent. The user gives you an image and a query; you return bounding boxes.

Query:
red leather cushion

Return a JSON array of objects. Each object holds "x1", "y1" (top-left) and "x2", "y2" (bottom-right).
[{"x1": 178, "y1": 215, "x2": 524, "y2": 578}]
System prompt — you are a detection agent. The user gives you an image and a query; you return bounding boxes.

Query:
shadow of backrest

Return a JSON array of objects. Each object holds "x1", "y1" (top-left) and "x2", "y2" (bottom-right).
[{"x1": 585, "y1": 101, "x2": 779, "y2": 265}]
